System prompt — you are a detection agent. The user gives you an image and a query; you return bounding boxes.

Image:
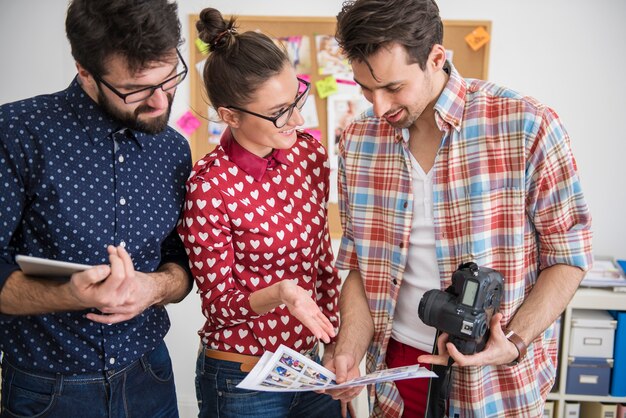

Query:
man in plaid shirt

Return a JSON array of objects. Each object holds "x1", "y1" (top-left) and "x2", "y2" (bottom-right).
[{"x1": 322, "y1": 0, "x2": 593, "y2": 416}]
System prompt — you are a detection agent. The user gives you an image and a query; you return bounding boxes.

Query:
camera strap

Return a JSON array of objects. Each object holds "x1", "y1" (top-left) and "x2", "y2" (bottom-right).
[
  {"x1": 425, "y1": 332, "x2": 454, "y2": 418},
  {"x1": 425, "y1": 361, "x2": 453, "y2": 418}
]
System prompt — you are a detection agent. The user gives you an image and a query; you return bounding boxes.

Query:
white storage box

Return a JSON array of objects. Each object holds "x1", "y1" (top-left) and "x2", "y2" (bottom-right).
[{"x1": 569, "y1": 309, "x2": 617, "y2": 358}]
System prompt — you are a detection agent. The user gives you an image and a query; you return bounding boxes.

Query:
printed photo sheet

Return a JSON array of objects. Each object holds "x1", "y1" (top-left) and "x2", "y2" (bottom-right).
[{"x1": 237, "y1": 344, "x2": 437, "y2": 392}]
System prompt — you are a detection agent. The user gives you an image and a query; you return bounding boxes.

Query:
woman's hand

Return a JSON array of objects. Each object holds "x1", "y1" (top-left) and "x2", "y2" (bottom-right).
[{"x1": 279, "y1": 279, "x2": 336, "y2": 343}]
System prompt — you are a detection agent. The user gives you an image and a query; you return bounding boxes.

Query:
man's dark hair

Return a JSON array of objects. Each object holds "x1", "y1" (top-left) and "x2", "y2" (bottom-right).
[
  {"x1": 336, "y1": 0, "x2": 443, "y2": 70},
  {"x1": 65, "y1": 0, "x2": 182, "y2": 78}
]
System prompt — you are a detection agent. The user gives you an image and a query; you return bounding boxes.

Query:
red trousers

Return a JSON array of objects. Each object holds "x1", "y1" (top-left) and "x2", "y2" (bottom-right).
[{"x1": 385, "y1": 338, "x2": 432, "y2": 418}]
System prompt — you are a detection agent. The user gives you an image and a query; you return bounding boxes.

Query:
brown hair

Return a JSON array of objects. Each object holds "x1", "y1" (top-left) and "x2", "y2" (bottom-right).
[
  {"x1": 66, "y1": 0, "x2": 181, "y2": 77},
  {"x1": 196, "y1": 8, "x2": 290, "y2": 109},
  {"x1": 336, "y1": 0, "x2": 443, "y2": 71}
]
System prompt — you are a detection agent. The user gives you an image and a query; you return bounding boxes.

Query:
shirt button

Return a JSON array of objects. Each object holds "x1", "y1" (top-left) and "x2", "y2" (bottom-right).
[
  {"x1": 118, "y1": 155, "x2": 125, "y2": 163},
  {"x1": 109, "y1": 357, "x2": 115, "y2": 365},
  {"x1": 392, "y1": 278, "x2": 398, "y2": 285},
  {"x1": 120, "y1": 241, "x2": 126, "y2": 248},
  {"x1": 119, "y1": 197, "x2": 126, "y2": 205},
  {"x1": 403, "y1": 201, "x2": 408, "y2": 208},
  {"x1": 399, "y1": 242, "x2": 404, "y2": 249}
]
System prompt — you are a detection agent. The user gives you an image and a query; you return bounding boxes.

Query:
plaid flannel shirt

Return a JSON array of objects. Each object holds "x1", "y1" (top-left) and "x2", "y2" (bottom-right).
[{"x1": 335, "y1": 63, "x2": 592, "y2": 417}]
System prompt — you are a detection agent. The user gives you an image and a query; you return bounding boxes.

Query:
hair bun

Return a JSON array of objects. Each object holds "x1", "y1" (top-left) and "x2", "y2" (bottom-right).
[
  {"x1": 196, "y1": 8, "x2": 238, "y2": 52},
  {"x1": 210, "y1": 27, "x2": 237, "y2": 51}
]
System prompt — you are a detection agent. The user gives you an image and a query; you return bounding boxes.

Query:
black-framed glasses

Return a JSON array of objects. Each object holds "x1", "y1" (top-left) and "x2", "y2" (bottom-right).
[
  {"x1": 227, "y1": 78, "x2": 311, "y2": 129},
  {"x1": 94, "y1": 49, "x2": 188, "y2": 104}
]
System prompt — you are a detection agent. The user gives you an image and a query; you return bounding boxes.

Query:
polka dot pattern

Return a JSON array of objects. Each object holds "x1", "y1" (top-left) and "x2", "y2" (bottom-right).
[
  {"x1": 0, "y1": 78, "x2": 191, "y2": 374},
  {"x1": 177, "y1": 132, "x2": 340, "y2": 356}
]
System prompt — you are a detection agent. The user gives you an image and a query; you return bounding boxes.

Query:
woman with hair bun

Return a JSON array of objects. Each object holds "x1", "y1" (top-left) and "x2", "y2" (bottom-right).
[{"x1": 177, "y1": 7, "x2": 347, "y2": 418}]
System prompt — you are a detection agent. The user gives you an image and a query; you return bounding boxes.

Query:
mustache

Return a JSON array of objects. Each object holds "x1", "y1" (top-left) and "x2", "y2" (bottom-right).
[{"x1": 134, "y1": 93, "x2": 174, "y2": 116}]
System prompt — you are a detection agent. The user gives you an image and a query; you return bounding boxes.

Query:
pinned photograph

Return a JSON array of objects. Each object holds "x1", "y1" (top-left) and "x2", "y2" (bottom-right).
[
  {"x1": 274, "y1": 35, "x2": 312, "y2": 75},
  {"x1": 327, "y1": 94, "x2": 371, "y2": 168},
  {"x1": 315, "y1": 35, "x2": 351, "y2": 79}
]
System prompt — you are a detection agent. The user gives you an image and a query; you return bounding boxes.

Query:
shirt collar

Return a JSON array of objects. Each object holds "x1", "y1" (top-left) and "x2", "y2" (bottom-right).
[
  {"x1": 65, "y1": 76, "x2": 145, "y2": 148},
  {"x1": 433, "y1": 61, "x2": 467, "y2": 133},
  {"x1": 220, "y1": 128, "x2": 291, "y2": 182},
  {"x1": 397, "y1": 62, "x2": 466, "y2": 144}
]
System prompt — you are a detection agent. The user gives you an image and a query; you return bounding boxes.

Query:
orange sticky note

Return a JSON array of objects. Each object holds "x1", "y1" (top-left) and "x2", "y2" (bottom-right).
[{"x1": 464, "y1": 26, "x2": 490, "y2": 52}]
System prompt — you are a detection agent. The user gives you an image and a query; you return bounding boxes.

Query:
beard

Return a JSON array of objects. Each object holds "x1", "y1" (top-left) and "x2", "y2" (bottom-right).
[
  {"x1": 98, "y1": 89, "x2": 173, "y2": 134},
  {"x1": 385, "y1": 72, "x2": 433, "y2": 129},
  {"x1": 385, "y1": 107, "x2": 421, "y2": 129}
]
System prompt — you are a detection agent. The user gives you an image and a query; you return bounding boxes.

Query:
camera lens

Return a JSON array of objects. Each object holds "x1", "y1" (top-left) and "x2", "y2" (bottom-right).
[
  {"x1": 418, "y1": 293, "x2": 430, "y2": 323},
  {"x1": 418, "y1": 289, "x2": 455, "y2": 327}
]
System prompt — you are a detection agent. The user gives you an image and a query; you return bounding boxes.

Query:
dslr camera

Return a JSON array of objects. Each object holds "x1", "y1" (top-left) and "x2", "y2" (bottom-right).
[{"x1": 418, "y1": 262, "x2": 504, "y2": 355}]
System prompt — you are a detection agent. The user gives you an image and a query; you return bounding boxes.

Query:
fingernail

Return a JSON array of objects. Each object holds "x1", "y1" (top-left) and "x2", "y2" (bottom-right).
[{"x1": 97, "y1": 265, "x2": 109, "y2": 275}]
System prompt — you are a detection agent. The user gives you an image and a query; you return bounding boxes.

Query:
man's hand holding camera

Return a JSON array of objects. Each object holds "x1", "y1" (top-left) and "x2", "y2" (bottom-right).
[
  {"x1": 417, "y1": 312, "x2": 523, "y2": 367},
  {"x1": 417, "y1": 262, "x2": 522, "y2": 368}
]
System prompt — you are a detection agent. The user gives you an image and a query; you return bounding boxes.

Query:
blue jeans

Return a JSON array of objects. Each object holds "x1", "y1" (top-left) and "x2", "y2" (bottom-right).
[
  {"x1": 195, "y1": 350, "x2": 347, "y2": 418},
  {"x1": 1, "y1": 341, "x2": 178, "y2": 418}
]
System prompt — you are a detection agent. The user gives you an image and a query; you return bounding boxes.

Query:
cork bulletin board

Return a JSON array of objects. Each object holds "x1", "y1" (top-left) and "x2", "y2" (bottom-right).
[{"x1": 187, "y1": 15, "x2": 491, "y2": 238}]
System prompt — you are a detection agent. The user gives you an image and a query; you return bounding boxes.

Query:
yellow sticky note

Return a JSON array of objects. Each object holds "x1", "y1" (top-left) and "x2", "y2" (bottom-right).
[
  {"x1": 195, "y1": 38, "x2": 209, "y2": 55},
  {"x1": 315, "y1": 76, "x2": 338, "y2": 99},
  {"x1": 464, "y1": 26, "x2": 490, "y2": 52}
]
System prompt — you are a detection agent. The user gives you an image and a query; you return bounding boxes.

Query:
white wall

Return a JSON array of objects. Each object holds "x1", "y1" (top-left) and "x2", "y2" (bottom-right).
[
  {"x1": 2, "y1": 1, "x2": 625, "y2": 417},
  {"x1": 3, "y1": 0, "x2": 623, "y2": 257}
]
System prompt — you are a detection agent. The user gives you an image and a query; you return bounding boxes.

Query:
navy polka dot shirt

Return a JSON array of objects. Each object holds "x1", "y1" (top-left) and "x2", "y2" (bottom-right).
[{"x1": 0, "y1": 78, "x2": 191, "y2": 374}]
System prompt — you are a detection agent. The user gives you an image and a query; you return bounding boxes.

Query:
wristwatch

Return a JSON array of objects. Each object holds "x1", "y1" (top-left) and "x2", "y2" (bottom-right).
[{"x1": 503, "y1": 327, "x2": 528, "y2": 366}]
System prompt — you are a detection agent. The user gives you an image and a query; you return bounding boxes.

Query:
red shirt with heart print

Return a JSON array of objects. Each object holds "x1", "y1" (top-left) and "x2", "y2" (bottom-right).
[{"x1": 178, "y1": 129, "x2": 339, "y2": 356}]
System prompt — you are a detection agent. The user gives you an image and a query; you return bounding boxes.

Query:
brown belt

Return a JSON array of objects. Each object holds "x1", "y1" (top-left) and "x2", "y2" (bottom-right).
[{"x1": 204, "y1": 348, "x2": 260, "y2": 372}]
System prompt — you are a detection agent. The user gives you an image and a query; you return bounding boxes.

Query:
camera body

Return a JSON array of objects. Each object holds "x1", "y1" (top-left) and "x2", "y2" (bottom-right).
[{"x1": 418, "y1": 262, "x2": 504, "y2": 355}]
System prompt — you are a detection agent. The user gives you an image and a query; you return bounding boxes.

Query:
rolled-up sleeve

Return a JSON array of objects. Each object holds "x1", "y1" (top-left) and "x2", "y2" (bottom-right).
[{"x1": 525, "y1": 106, "x2": 593, "y2": 271}]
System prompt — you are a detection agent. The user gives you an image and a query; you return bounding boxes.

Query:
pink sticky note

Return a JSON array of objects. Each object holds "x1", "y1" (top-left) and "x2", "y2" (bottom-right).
[{"x1": 176, "y1": 111, "x2": 201, "y2": 136}]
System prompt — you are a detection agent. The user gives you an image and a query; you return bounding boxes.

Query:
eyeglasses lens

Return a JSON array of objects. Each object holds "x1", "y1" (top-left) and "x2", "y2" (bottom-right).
[{"x1": 125, "y1": 71, "x2": 187, "y2": 104}]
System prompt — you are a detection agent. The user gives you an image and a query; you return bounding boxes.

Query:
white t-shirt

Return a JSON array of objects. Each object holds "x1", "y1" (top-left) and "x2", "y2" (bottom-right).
[{"x1": 390, "y1": 150, "x2": 439, "y2": 352}]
